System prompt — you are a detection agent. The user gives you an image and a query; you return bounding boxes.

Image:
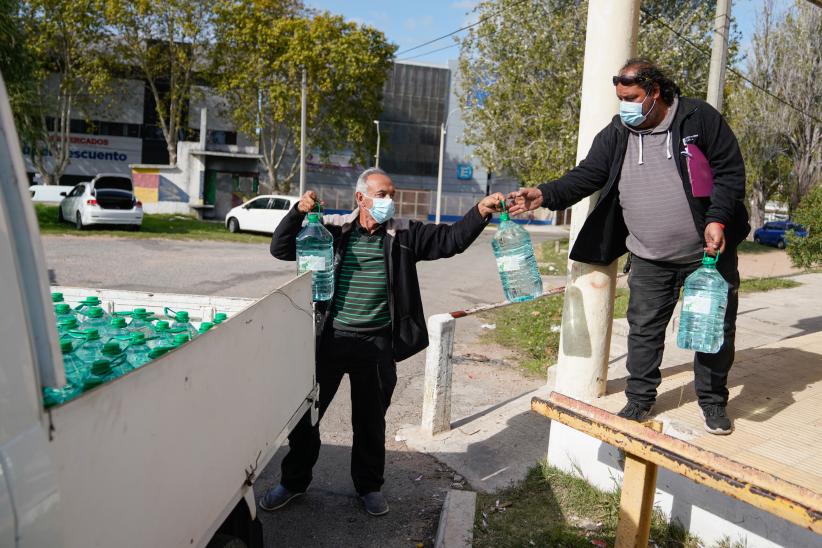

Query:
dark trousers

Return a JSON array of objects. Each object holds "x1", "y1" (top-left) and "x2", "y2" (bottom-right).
[
  {"x1": 280, "y1": 328, "x2": 397, "y2": 495},
  {"x1": 625, "y1": 251, "x2": 739, "y2": 408}
]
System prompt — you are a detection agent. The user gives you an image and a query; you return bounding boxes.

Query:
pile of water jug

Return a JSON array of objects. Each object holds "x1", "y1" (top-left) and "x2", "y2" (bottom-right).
[{"x1": 44, "y1": 292, "x2": 228, "y2": 407}]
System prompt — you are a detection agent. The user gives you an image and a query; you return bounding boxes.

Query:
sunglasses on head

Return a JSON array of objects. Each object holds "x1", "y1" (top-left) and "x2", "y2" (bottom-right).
[{"x1": 612, "y1": 75, "x2": 646, "y2": 86}]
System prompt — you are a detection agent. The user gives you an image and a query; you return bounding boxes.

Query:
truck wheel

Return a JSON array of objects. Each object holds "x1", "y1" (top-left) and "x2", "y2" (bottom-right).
[
  {"x1": 75, "y1": 212, "x2": 84, "y2": 231},
  {"x1": 777, "y1": 239, "x2": 786, "y2": 249},
  {"x1": 754, "y1": 236, "x2": 761, "y2": 244},
  {"x1": 227, "y1": 218, "x2": 241, "y2": 233},
  {"x1": 206, "y1": 534, "x2": 248, "y2": 548}
]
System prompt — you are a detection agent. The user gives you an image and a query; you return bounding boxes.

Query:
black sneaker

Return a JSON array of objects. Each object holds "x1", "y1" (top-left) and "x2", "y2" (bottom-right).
[
  {"x1": 702, "y1": 404, "x2": 733, "y2": 435},
  {"x1": 259, "y1": 484, "x2": 304, "y2": 511},
  {"x1": 360, "y1": 491, "x2": 389, "y2": 516},
  {"x1": 617, "y1": 400, "x2": 655, "y2": 422}
]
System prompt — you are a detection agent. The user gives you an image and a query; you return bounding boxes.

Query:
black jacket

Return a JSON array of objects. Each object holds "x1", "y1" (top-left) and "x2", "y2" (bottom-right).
[
  {"x1": 539, "y1": 96, "x2": 750, "y2": 265},
  {"x1": 271, "y1": 205, "x2": 490, "y2": 362}
]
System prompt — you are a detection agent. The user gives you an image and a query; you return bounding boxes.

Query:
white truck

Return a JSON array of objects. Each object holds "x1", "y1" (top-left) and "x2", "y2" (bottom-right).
[{"x1": 0, "y1": 75, "x2": 317, "y2": 548}]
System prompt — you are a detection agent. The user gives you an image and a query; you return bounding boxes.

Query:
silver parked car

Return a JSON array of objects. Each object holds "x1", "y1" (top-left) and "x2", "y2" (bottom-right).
[{"x1": 58, "y1": 173, "x2": 144, "y2": 230}]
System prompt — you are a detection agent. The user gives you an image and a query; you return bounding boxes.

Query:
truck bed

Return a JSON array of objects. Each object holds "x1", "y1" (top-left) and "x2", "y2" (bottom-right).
[{"x1": 47, "y1": 276, "x2": 316, "y2": 548}]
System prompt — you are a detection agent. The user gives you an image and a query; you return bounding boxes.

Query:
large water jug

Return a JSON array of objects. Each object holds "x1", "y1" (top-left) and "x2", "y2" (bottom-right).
[
  {"x1": 57, "y1": 317, "x2": 79, "y2": 338},
  {"x1": 492, "y1": 203, "x2": 543, "y2": 302},
  {"x1": 167, "y1": 308, "x2": 198, "y2": 339},
  {"x1": 148, "y1": 320, "x2": 173, "y2": 348},
  {"x1": 101, "y1": 340, "x2": 131, "y2": 378},
  {"x1": 103, "y1": 316, "x2": 128, "y2": 339},
  {"x1": 79, "y1": 306, "x2": 109, "y2": 332},
  {"x1": 54, "y1": 303, "x2": 77, "y2": 323},
  {"x1": 74, "y1": 296, "x2": 109, "y2": 322},
  {"x1": 296, "y1": 210, "x2": 334, "y2": 301},
  {"x1": 73, "y1": 328, "x2": 104, "y2": 364},
  {"x1": 126, "y1": 332, "x2": 152, "y2": 369},
  {"x1": 126, "y1": 308, "x2": 155, "y2": 335},
  {"x1": 42, "y1": 340, "x2": 87, "y2": 407},
  {"x1": 677, "y1": 253, "x2": 729, "y2": 353}
]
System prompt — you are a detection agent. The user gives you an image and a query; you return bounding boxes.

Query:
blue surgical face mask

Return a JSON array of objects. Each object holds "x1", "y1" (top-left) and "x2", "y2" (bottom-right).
[
  {"x1": 619, "y1": 93, "x2": 656, "y2": 127},
  {"x1": 366, "y1": 196, "x2": 395, "y2": 224}
]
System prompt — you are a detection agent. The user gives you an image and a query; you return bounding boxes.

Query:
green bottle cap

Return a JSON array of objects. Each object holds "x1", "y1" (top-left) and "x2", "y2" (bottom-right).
[
  {"x1": 90, "y1": 359, "x2": 112, "y2": 376},
  {"x1": 52, "y1": 292, "x2": 64, "y2": 303},
  {"x1": 307, "y1": 212, "x2": 321, "y2": 223},
  {"x1": 101, "y1": 341, "x2": 122, "y2": 357},
  {"x1": 175, "y1": 311, "x2": 189, "y2": 322},
  {"x1": 172, "y1": 334, "x2": 190, "y2": 345},
  {"x1": 84, "y1": 329, "x2": 101, "y2": 340},
  {"x1": 83, "y1": 296, "x2": 101, "y2": 305},
  {"x1": 60, "y1": 340, "x2": 73, "y2": 353},
  {"x1": 702, "y1": 251, "x2": 720, "y2": 266},
  {"x1": 55, "y1": 303, "x2": 71, "y2": 315},
  {"x1": 499, "y1": 199, "x2": 509, "y2": 222},
  {"x1": 155, "y1": 321, "x2": 170, "y2": 332},
  {"x1": 213, "y1": 312, "x2": 227, "y2": 324},
  {"x1": 110, "y1": 317, "x2": 127, "y2": 328},
  {"x1": 86, "y1": 306, "x2": 104, "y2": 318},
  {"x1": 148, "y1": 347, "x2": 171, "y2": 359},
  {"x1": 132, "y1": 308, "x2": 152, "y2": 319},
  {"x1": 198, "y1": 322, "x2": 214, "y2": 333},
  {"x1": 58, "y1": 318, "x2": 78, "y2": 329},
  {"x1": 130, "y1": 332, "x2": 146, "y2": 344}
]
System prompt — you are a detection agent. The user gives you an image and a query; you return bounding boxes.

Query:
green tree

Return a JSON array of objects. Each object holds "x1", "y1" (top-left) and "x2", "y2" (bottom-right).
[
  {"x1": 726, "y1": 1, "x2": 790, "y2": 232},
  {"x1": 768, "y1": 2, "x2": 821, "y2": 213},
  {"x1": 458, "y1": 0, "x2": 737, "y2": 185},
  {"x1": 103, "y1": 0, "x2": 217, "y2": 165},
  {"x1": 1, "y1": 0, "x2": 38, "y2": 143},
  {"x1": 786, "y1": 185, "x2": 822, "y2": 268},
  {"x1": 211, "y1": 3, "x2": 396, "y2": 192},
  {"x1": 18, "y1": 0, "x2": 111, "y2": 185}
]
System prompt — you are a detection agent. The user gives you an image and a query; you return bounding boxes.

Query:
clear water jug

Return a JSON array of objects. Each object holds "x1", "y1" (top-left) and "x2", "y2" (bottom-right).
[
  {"x1": 126, "y1": 332, "x2": 152, "y2": 369},
  {"x1": 492, "y1": 204, "x2": 543, "y2": 302},
  {"x1": 79, "y1": 306, "x2": 109, "y2": 332},
  {"x1": 167, "y1": 308, "x2": 198, "y2": 339},
  {"x1": 296, "y1": 211, "x2": 334, "y2": 301},
  {"x1": 677, "y1": 253, "x2": 729, "y2": 354}
]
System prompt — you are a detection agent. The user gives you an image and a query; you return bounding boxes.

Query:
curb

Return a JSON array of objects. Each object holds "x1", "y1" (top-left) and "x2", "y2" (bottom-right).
[{"x1": 434, "y1": 489, "x2": 477, "y2": 548}]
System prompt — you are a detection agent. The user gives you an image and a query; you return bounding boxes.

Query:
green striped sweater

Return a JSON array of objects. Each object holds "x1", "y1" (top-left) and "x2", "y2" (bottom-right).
[{"x1": 331, "y1": 228, "x2": 390, "y2": 330}]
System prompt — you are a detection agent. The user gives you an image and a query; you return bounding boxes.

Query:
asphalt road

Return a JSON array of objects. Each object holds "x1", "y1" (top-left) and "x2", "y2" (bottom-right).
[{"x1": 42, "y1": 227, "x2": 565, "y2": 547}]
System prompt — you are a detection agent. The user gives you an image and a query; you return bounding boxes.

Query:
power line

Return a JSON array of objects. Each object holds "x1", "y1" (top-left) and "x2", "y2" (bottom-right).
[
  {"x1": 394, "y1": 0, "x2": 531, "y2": 57},
  {"x1": 398, "y1": 42, "x2": 460, "y2": 62},
  {"x1": 640, "y1": 7, "x2": 822, "y2": 125}
]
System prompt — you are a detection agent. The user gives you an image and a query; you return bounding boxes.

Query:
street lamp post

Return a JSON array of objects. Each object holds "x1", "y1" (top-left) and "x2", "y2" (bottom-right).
[
  {"x1": 373, "y1": 120, "x2": 381, "y2": 168},
  {"x1": 435, "y1": 108, "x2": 460, "y2": 225}
]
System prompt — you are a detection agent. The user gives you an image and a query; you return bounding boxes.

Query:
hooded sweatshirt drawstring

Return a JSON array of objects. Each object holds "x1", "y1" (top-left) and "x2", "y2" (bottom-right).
[
  {"x1": 638, "y1": 134, "x2": 644, "y2": 165},
  {"x1": 636, "y1": 128, "x2": 672, "y2": 165},
  {"x1": 666, "y1": 130, "x2": 672, "y2": 159}
]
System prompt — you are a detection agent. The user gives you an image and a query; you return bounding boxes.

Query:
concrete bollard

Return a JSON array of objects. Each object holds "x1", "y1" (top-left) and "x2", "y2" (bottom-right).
[{"x1": 421, "y1": 313, "x2": 456, "y2": 436}]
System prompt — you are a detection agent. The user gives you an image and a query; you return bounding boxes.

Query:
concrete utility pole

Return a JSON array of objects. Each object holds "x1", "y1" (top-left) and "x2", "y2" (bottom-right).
[
  {"x1": 435, "y1": 123, "x2": 446, "y2": 224},
  {"x1": 706, "y1": 0, "x2": 732, "y2": 111},
  {"x1": 299, "y1": 68, "x2": 307, "y2": 197},
  {"x1": 553, "y1": 0, "x2": 641, "y2": 401},
  {"x1": 373, "y1": 120, "x2": 381, "y2": 168}
]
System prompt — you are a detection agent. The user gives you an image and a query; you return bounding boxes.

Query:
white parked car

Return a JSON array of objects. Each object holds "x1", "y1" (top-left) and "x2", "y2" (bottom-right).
[
  {"x1": 224, "y1": 194, "x2": 298, "y2": 234},
  {"x1": 58, "y1": 173, "x2": 143, "y2": 230},
  {"x1": 30, "y1": 184, "x2": 75, "y2": 203}
]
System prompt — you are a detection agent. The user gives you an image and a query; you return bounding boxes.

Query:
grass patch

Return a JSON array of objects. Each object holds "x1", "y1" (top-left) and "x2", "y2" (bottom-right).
[
  {"x1": 35, "y1": 204, "x2": 271, "y2": 244},
  {"x1": 480, "y1": 289, "x2": 629, "y2": 377},
  {"x1": 474, "y1": 461, "x2": 700, "y2": 548},
  {"x1": 737, "y1": 240, "x2": 775, "y2": 254},
  {"x1": 739, "y1": 276, "x2": 801, "y2": 293},
  {"x1": 537, "y1": 239, "x2": 569, "y2": 276}
]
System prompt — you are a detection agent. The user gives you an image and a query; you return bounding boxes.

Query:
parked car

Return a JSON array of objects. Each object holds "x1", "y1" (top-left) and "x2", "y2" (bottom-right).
[
  {"x1": 30, "y1": 184, "x2": 75, "y2": 203},
  {"x1": 58, "y1": 173, "x2": 143, "y2": 230},
  {"x1": 753, "y1": 220, "x2": 808, "y2": 249},
  {"x1": 224, "y1": 194, "x2": 297, "y2": 234}
]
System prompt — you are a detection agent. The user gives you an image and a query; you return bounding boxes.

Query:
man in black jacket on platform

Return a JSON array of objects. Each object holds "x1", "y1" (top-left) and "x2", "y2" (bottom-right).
[
  {"x1": 510, "y1": 58, "x2": 749, "y2": 436},
  {"x1": 262, "y1": 167, "x2": 505, "y2": 516}
]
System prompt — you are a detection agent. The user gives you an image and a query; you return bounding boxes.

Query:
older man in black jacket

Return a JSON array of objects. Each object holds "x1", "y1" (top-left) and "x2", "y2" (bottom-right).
[
  {"x1": 262, "y1": 167, "x2": 504, "y2": 516},
  {"x1": 510, "y1": 58, "x2": 749, "y2": 436}
]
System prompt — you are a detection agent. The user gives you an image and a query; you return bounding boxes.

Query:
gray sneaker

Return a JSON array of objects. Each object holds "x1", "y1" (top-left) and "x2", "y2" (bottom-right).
[
  {"x1": 259, "y1": 484, "x2": 304, "y2": 511},
  {"x1": 360, "y1": 491, "x2": 389, "y2": 516}
]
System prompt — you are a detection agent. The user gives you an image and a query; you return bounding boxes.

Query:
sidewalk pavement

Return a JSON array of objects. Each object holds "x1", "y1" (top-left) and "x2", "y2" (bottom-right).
[{"x1": 398, "y1": 272, "x2": 822, "y2": 494}]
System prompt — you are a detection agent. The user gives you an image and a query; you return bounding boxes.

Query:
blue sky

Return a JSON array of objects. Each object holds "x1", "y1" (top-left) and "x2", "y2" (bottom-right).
[{"x1": 307, "y1": 0, "x2": 797, "y2": 68}]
